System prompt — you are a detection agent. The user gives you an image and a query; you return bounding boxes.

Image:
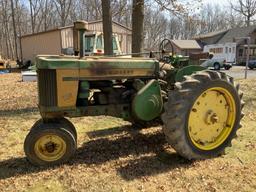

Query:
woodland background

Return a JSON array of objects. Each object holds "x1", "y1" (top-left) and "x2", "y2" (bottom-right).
[{"x1": 0, "y1": 0, "x2": 255, "y2": 59}]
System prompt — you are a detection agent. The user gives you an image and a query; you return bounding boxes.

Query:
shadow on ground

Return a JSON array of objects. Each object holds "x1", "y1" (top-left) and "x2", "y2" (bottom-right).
[
  {"x1": 0, "y1": 107, "x2": 38, "y2": 117},
  {"x1": 0, "y1": 125, "x2": 193, "y2": 180}
]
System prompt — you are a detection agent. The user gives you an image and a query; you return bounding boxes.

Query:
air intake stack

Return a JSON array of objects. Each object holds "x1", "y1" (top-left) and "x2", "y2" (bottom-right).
[{"x1": 73, "y1": 20, "x2": 88, "y2": 57}]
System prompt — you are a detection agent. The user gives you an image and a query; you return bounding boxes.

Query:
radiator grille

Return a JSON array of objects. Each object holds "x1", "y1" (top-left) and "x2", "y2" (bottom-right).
[{"x1": 38, "y1": 69, "x2": 57, "y2": 107}]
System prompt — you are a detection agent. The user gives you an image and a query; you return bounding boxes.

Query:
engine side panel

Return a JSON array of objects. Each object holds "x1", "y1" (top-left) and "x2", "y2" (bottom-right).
[{"x1": 56, "y1": 69, "x2": 79, "y2": 107}]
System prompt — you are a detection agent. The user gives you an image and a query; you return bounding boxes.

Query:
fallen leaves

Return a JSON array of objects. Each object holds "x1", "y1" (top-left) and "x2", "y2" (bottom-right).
[
  {"x1": 0, "y1": 73, "x2": 37, "y2": 114},
  {"x1": 0, "y1": 73, "x2": 255, "y2": 192}
]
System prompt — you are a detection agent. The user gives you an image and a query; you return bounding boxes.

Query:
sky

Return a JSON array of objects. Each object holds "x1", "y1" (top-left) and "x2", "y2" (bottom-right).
[{"x1": 203, "y1": 0, "x2": 229, "y2": 6}]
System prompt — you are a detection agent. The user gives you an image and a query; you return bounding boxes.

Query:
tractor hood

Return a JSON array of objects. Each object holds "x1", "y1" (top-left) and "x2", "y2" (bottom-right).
[{"x1": 36, "y1": 55, "x2": 159, "y2": 80}]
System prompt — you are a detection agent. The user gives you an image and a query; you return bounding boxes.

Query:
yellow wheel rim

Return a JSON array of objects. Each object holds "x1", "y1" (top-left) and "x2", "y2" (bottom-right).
[
  {"x1": 188, "y1": 87, "x2": 236, "y2": 151},
  {"x1": 34, "y1": 134, "x2": 67, "y2": 162}
]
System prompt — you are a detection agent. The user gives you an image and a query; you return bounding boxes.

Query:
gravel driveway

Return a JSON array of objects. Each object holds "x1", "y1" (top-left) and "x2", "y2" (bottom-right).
[{"x1": 221, "y1": 66, "x2": 256, "y2": 79}]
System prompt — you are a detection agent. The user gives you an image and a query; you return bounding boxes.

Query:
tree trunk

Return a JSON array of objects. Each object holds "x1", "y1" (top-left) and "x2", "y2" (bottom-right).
[
  {"x1": 132, "y1": 0, "x2": 144, "y2": 57},
  {"x1": 10, "y1": 0, "x2": 18, "y2": 59},
  {"x1": 29, "y1": 0, "x2": 35, "y2": 34},
  {"x1": 101, "y1": 0, "x2": 113, "y2": 55},
  {"x1": 246, "y1": 15, "x2": 250, "y2": 27}
]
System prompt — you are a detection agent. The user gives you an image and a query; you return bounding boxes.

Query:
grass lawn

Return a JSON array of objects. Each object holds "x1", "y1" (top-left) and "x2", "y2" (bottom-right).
[{"x1": 0, "y1": 73, "x2": 255, "y2": 192}]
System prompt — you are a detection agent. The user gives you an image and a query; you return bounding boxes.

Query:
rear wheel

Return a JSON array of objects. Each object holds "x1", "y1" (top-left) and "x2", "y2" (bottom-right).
[
  {"x1": 24, "y1": 122, "x2": 77, "y2": 166},
  {"x1": 224, "y1": 66, "x2": 231, "y2": 70},
  {"x1": 161, "y1": 70, "x2": 244, "y2": 159}
]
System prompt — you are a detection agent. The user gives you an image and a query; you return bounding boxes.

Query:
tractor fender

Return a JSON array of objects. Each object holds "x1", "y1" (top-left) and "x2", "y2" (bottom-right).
[{"x1": 175, "y1": 65, "x2": 206, "y2": 82}]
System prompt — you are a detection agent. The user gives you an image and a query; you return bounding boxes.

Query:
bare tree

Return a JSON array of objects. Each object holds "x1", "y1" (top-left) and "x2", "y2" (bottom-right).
[
  {"x1": 132, "y1": 0, "x2": 144, "y2": 56},
  {"x1": 53, "y1": 0, "x2": 72, "y2": 27},
  {"x1": 0, "y1": 0, "x2": 250, "y2": 60},
  {"x1": 10, "y1": 0, "x2": 18, "y2": 59},
  {"x1": 28, "y1": 0, "x2": 43, "y2": 33},
  {"x1": 102, "y1": 0, "x2": 113, "y2": 55},
  {"x1": 231, "y1": 0, "x2": 256, "y2": 26},
  {"x1": 1, "y1": 0, "x2": 14, "y2": 59},
  {"x1": 168, "y1": 17, "x2": 182, "y2": 39},
  {"x1": 144, "y1": 7, "x2": 168, "y2": 49}
]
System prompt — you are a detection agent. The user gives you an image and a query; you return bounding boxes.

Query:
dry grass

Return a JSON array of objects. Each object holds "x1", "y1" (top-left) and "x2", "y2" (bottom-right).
[{"x1": 0, "y1": 73, "x2": 256, "y2": 192}]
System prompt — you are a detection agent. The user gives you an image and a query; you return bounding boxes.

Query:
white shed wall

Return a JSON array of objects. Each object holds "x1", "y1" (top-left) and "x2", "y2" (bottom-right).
[{"x1": 21, "y1": 30, "x2": 61, "y2": 62}]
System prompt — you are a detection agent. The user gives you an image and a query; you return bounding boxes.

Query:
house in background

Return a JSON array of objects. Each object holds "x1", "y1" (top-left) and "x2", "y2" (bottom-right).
[
  {"x1": 194, "y1": 30, "x2": 228, "y2": 46},
  {"x1": 194, "y1": 26, "x2": 256, "y2": 64},
  {"x1": 20, "y1": 20, "x2": 132, "y2": 62},
  {"x1": 165, "y1": 40, "x2": 202, "y2": 56}
]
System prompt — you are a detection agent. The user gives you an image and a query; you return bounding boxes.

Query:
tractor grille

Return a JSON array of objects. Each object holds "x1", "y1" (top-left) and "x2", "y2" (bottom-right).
[{"x1": 38, "y1": 69, "x2": 57, "y2": 107}]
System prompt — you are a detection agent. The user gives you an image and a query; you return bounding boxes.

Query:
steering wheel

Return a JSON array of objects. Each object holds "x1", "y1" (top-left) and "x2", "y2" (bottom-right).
[{"x1": 159, "y1": 38, "x2": 174, "y2": 61}]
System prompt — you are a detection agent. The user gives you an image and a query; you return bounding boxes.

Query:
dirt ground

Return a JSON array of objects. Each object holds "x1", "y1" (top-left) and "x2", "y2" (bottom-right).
[{"x1": 0, "y1": 73, "x2": 255, "y2": 192}]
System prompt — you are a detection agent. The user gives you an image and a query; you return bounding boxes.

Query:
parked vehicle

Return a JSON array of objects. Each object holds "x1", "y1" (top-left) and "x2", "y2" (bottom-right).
[
  {"x1": 84, "y1": 32, "x2": 122, "y2": 56},
  {"x1": 249, "y1": 60, "x2": 256, "y2": 69},
  {"x1": 203, "y1": 42, "x2": 236, "y2": 70},
  {"x1": 200, "y1": 53, "x2": 232, "y2": 70}
]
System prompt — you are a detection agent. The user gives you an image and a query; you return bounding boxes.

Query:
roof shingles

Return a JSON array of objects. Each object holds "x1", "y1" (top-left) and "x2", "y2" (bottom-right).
[
  {"x1": 218, "y1": 26, "x2": 256, "y2": 43},
  {"x1": 172, "y1": 40, "x2": 202, "y2": 49}
]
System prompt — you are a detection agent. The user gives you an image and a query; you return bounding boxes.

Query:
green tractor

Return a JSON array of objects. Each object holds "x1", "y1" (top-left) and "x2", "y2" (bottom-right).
[{"x1": 24, "y1": 21, "x2": 244, "y2": 166}]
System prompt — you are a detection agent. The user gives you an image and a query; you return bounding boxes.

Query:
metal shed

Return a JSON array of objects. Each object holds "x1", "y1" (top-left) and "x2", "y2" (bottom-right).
[{"x1": 21, "y1": 20, "x2": 132, "y2": 62}]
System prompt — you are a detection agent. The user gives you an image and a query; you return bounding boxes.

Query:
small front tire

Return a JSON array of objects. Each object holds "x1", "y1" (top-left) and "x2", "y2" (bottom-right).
[
  {"x1": 31, "y1": 118, "x2": 77, "y2": 140},
  {"x1": 24, "y1": 123, "x2": 77, "y2": 166}
]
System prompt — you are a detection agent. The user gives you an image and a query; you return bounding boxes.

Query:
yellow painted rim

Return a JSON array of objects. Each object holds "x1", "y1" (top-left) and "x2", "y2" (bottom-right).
[
  {"x1": 188, "y1": 87, "x2": 236, "y2": 151},
  {"x1": 34, "y1": 134, "x2": 67, "y2": 162}
]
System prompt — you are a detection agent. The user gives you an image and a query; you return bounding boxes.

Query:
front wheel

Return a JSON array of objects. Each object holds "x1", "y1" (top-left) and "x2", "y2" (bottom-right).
[
  {"x1": 24, "y1": 122, "x2": 77, "y2": 166},
  {"x1": 213, "y1": 63, "x2": 220, "y2": 70},
  {"x1": 31, "y1": 118, "x2": 77, "y2": 140},
  {"x1": 161, "y1": 70, "x2": 244, "y2": 159}
]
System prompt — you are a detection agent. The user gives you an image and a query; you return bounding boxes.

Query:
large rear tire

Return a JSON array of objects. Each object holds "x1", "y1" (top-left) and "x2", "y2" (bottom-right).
[{"x1": 161, "y1": 70, "x2": 244, "y2": 159}]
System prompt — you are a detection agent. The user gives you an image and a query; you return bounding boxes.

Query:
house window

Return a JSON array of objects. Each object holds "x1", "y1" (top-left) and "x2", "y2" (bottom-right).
[
  {"x1": 250, "y1": 48, "x2": 254, "y2": 56},
  {"x1": 229, "y1": 48, "x2": 232, "y2": 53},
  {"x1": 225, "y1": 47, "x2": 228, "y2": 53},
  {"x1": 239, "y1": 49, "x2": 243, "y2": 57},
  {"x1": 232, "y1": 47, "x2": 235, "y2": 53},
  {"x1": 215, "y1": 48, "x2": 223, "y2": 53},
  {"x1": 209, "y1": 48, "x2": 215, "y2": 53}
]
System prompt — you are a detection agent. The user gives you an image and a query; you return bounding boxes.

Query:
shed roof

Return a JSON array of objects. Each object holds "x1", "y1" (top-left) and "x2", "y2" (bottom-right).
[
  {"x1": 89, "y1": 20, "x2": 132, "y2": 31},
  {"x1": 21, "y1": 20, "x2": 131, "y2": 38},
  {"x1": 172, "y1": 40, "x2": 202, "y2": 49},
  {"x1": 218, "y1": 25, "x2": 256, "y2": 43}
]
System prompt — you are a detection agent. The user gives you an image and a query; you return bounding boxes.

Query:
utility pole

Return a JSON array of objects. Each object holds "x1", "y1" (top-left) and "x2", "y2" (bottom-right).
[{"x1": 234, "y1": 37, "x2": 251, "y2": 79}]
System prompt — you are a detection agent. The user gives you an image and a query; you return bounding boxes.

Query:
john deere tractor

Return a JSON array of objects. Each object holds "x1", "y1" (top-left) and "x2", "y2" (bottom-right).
[{"x1": 24, "y1": 21, "x2": 244, "y2": 166}]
